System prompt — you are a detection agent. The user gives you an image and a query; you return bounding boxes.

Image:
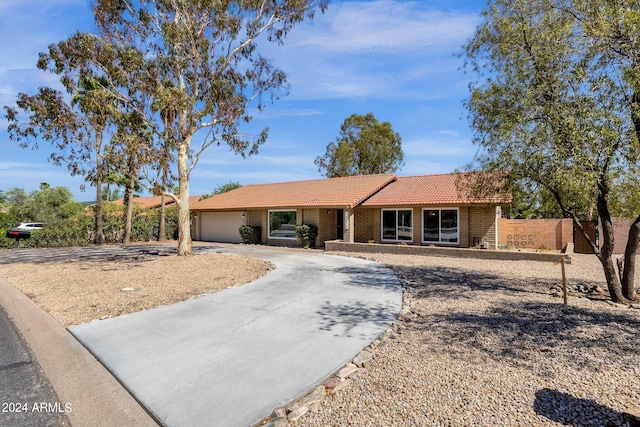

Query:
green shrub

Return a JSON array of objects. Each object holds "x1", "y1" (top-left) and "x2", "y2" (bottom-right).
[
  {"x1": 239, "y1": 225, "x2": 261, "y2": 244},
  {"x1": 0, "y1": 212, "x2": 17, "y2": 231},
  {"x1": 295, "y1": 224, "x2": 318, "y2": 249},
  {"x1": 0, "y1": 203, "x2": 180, "y2": 249}
]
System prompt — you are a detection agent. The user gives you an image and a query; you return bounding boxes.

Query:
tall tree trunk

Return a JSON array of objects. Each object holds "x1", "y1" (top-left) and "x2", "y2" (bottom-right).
[
  {"x1": 621, "y1": 215, "x2": 640, "y2": 301},
  {"x1": 158, "y1": 195, "x2": 167, "y2": 242},
  {"x1": 177, "y1": 139, "x2": 192, "y2": 255},
  {"x1": 94, "y1": 131, "x2": 105, "y2": 245},
  {"x1": 596, "y1": 182, "x2": 629, "y2": 303},
  {"x1": 123, "y1": 176, "x2": 135, "y2": 245}
]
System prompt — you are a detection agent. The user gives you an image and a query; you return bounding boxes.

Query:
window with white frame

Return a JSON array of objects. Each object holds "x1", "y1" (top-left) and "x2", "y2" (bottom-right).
[
  {"x1": 269, "y1": 210, "x2": 297, "y2": 239},
  {"x1": 382, "y1": 209, "x2": 412, "y2": 241},
  {"x1": 423, "y1": 208, "x2": 459, "y2": 244}
]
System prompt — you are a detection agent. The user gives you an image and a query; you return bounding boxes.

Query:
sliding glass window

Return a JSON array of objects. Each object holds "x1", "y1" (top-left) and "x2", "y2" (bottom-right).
[
  {"x1": 422, "y1": 208, "x2": 459, "y2": 244},
  {"x1": 382, "y1": 209, "x2": 412, "y2": 242}
]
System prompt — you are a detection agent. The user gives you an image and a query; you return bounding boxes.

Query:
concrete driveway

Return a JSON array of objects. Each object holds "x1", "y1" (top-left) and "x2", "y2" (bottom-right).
[{"x1": 69, "y1": 245, "x2": 402, "y2": 427}]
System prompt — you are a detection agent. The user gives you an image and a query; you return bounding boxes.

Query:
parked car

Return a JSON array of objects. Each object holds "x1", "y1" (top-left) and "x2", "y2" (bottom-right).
[{"x1": 13, "y1": 222, "x2": 45, "y2": 231}]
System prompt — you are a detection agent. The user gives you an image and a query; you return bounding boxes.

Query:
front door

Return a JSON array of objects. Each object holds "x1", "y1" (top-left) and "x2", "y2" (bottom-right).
[{"x1": 337, "y1": 209, "x2": 344, "y2": 240}]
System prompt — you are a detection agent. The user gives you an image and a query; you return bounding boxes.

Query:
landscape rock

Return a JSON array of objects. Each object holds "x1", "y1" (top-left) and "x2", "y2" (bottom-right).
[
  {"x1": 271, "y1": 407, "x2": 287, "y2": 419},
  {"x1": 263, "y1": 417, "x2": 288, "y2": 427},
  {"x1": 329, "y1": 378, "x2": 353, "y2": 395},
  {"x1": 353, "y1": 350, "x2": 373, "y2": 368},
  {"x1": 337, "y1": 363, "x2": 359, "y2": 379},
  {"x1": 323, "y1": 377, "x2": 340, "y2": 389},
  {"x1": 287, "y1": 406, "x2": 308, "y2": 422},
  {"x1": 287, "y1": 386, "x2": 326, "y2": 413},
  {"x1": 398, "y1": 307, "x2": 411, "y2": 320}
]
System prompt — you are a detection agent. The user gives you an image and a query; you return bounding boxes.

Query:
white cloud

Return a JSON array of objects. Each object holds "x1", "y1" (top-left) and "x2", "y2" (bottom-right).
[
  {"x1": 0, "y1": 0, "x2": 94, "y2": 96},
  {"x1": 294, "y1": 1, "x2": 479, "y2": 54},
  {"x1": 249, "y1": 107, "x2": 325, "y2": 120},
  {"x1": 264, "y1": 1, "x2": 480, "y2": 101}
]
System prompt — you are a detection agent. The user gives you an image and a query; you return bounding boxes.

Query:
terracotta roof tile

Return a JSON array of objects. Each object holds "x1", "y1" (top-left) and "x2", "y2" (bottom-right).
[
  {"x1": 361, "y1": 173, "x2": 508, "y2": 207},
  {"x1": 190, "y1": 174, "x2": 396, "y2": 211}
]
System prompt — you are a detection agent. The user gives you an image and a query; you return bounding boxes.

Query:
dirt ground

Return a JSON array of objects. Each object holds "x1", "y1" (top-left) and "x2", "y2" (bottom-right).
[{"x1": 0, "y1": 252, "x2": 272, "y2": 327}]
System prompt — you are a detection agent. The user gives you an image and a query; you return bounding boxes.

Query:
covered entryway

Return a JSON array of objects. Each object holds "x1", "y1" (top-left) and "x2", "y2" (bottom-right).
[{"x1": 199, "y1": 211, "x2": 244, "y2": 243}]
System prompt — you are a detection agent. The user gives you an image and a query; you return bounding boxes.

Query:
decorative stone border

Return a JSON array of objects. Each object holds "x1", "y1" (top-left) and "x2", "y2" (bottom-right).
[{"x1": 259, "y1": 283, "x2": 415, "y2": 427}]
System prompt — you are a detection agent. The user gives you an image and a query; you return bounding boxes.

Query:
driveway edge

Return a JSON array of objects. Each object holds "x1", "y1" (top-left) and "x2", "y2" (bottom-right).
[{"x1": 0, "y1": 278, "x2": 159, "y2": 427}]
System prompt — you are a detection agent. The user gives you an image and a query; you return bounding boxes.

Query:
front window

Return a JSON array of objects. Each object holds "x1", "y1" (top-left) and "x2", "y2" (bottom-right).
[
  {"x1": 423, "y1": 208, "x2": 459, "y2": 244},
  {"x1": 269, "y1": 210, "x2": 297, "y2": 239},
  {"x1": 382, "y1": 209, "x2": 412, "y2": 241}
]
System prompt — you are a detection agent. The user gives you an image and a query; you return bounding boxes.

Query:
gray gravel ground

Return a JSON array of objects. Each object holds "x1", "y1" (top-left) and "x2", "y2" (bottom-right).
[{"x1": 293, "y1": 252, "x2": 640, "y2": 427}]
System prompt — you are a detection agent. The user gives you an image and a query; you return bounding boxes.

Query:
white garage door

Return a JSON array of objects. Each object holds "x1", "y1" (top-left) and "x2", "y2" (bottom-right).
[{"x1": 200, "y1": 212, "x2": 244, "y2": 243}]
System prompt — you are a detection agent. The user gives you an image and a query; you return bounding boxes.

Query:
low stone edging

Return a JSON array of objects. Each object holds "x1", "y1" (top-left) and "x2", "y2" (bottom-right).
[
  {"x1": 324, "y1": 240, "x2": 572, "y2": 264},
  {"x1": 259, "y1": 286, "x2": 415, "y2": 427}
]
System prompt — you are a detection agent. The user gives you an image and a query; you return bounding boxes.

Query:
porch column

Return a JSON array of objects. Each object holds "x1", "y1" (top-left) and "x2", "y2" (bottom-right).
[{"x1": 343, "y1": 208, "x2": 355, "y2": 243}]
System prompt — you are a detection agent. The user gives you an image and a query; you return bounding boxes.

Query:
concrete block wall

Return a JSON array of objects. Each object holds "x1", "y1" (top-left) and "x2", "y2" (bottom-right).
[
  {"x1": 498, "y1": 218, "x2": 573, "y2": 250},
  {"x1": 459, "y1": 207, "x2": 470, "y2": 248},
  {"x1": 354, "y1": 207, "x2": 375, "y2": 243},
  {"x1": 247, "y1": 210, "x2": 262, "y2": 227},
  {"x1": 325, "y1": 240, "x2": 571, "y2": 263},
  {"x1": 468, "y1": 206, "x2": 498, "y2": 249},
  {"x1": 300, "y1": 208, "x2": 327, "y2": 247},
  {"x1": 317, "y1": 209, "x2": 338, "y2": 245}
]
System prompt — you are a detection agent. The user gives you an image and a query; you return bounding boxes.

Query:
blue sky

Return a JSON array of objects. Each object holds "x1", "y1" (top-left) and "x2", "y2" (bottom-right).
[{"x1": 0, "y1": 0, "x2": 487, "y2": 201}]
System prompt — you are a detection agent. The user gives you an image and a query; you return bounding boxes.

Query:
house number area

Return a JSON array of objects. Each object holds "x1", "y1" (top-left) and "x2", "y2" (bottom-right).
[{"x1": 506, "y1": 234, "x2": 535, "y2": 248}]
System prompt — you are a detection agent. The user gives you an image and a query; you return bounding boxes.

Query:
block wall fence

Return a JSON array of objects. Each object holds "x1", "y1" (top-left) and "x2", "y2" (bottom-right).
[{"x1": 498, "y1": 218, "x2": 573, "y2": 251}]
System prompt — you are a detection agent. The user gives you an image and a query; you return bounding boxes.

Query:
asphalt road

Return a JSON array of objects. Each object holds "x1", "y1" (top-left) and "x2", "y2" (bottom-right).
[{"x1": 0, "y1": 305, "x2": 70, "y2": 427}]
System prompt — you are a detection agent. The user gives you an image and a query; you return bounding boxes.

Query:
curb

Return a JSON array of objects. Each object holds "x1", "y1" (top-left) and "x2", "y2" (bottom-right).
[{"x1": 0, "y1": 278, "x2": 159, "y2": 427}]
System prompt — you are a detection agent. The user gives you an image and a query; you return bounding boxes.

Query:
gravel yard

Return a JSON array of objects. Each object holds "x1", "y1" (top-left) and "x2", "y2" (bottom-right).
[
  {"x1": 0, "y1": 252, "x2": 272, "y2": 327},
  {"x1": 1, "y1": 247, "x2": 638, "y2": 426},
  {"x1": 294, "y1": 252, "x2": 640, "y2": 427}
]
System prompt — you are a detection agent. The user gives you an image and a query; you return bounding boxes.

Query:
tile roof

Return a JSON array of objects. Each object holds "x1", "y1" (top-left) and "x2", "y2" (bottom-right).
[
  {"x1": 190, "y1": 174, "x2": 397, "y2": 210},
  {"x1": 361, "y1": 172, "x2": 509, "y2": 207}
]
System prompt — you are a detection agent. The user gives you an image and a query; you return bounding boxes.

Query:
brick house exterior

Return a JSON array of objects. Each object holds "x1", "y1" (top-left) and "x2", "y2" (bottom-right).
[{"x1": 190, "y1": 173, "x2": 507, "y2": 248}]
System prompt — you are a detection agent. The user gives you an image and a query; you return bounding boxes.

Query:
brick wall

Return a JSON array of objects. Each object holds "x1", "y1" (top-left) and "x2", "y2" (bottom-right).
[
  {"x1": 317, "y1": 209, "x2": 337, "y2": 245},
  {"x1": 459, "y1": 207, "x2": 470, "y2": 248},
  {"x1": 300, "y1": 209, "x2": 319, "y2": 227},
  {"x1": 354, "y1": 207, "x2": 375, "y2": 242},
  {"x1": 246, "y1": 209, "x2": 266, "y2": 243},
  {"x1": 498, "y1": 218, "x2": 573, "y2": 250},
  {"x1": 325, "y1": 240, "x2": 571, "y2": 263},
  {"x1": 352, "y1": 206, "x2": 499, "y2": 249},
  {"x1": 468, "y1": 206, "x2": 498, "y2": 249},
  {"x1": 247, "y1": 210, "x2": 262, "y2": 228}
]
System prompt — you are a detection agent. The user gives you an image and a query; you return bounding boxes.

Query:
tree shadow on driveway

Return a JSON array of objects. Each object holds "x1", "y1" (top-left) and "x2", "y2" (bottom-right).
[
  {"x1": 329, "y1": 264, "x2": 403, "y2": 293},
  {"x1": 313, "y1": 264, "x2": 401, "y2": 339},
  {"x1": 315, "y1": 300, "x2": 399, "y2": 339}
]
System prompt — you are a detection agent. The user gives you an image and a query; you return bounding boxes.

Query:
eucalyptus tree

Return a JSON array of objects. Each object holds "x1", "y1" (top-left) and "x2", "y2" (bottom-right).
[
  {"x1": 105, "y1": 109, "x2": 156, "y2": 244},
  {"x1": 464, "y1": 0, "x2": 640, "y2": 302},
  {"x1": 315, "y1": 113, "x2": 404, "y2": 177},
  {"x1": 93, "y1": 0, "x2": 328, "y2": 255},
  {"x1": 4, "y1": 33, "x2": 125, "y2": 245},
  {"x1": 71, "y1": 75, "x2": 116, "y2": 244}
]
